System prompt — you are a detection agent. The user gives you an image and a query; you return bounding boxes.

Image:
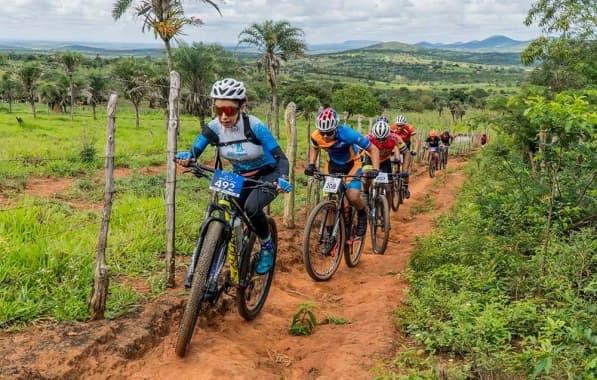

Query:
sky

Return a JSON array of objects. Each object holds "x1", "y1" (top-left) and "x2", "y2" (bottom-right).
[{"x1": 0, "y1": 0, "x2": 542, "y2": 45}]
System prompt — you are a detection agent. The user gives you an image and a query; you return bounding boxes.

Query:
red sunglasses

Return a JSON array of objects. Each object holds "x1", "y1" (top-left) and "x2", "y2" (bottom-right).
[{"x1": 213, "y1": 105, "x2": 240, "y2": 117}]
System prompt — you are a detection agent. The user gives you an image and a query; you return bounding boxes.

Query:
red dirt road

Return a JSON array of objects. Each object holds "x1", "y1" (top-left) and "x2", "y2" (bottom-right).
[{"x1": 0, "y1": 159, "x2": 467, "y2": 380}]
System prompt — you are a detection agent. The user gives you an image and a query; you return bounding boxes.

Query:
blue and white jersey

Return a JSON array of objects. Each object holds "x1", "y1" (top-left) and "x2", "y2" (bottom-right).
[{"x1": 191, "y1": 115, "x2": 279, "y2": 173}]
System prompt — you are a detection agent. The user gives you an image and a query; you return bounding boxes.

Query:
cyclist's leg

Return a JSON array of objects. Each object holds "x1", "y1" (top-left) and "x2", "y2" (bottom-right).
[
  {"x1": 344, "y1": 165, "x2": 367, "y2": 237},
  {"x1": 241, "y1": 171, "x2": 279, "y2": 274}
]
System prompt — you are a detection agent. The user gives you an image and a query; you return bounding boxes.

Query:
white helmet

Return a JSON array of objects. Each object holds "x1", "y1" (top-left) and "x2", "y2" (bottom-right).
[
  {"x1": 372, "y1": 119, "x2": 390, "y2": 139},
  {"x1": 395, "y1": 115, "x2": 407, "y2": 125},
  {"x1": 316, "y1": 107, "x2": 339, "y2": 133},
  {"x1": 210, "y1": 78, "x2": 247, "y2": 100}
]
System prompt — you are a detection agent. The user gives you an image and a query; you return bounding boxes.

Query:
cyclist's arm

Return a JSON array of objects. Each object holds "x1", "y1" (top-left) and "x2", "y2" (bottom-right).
[
  {"x1": 366, "y1": 144, "x2": 380, "y2": 171},
  {"x1": 307, "y1": 145, "x2": 320, "y2": 167},
  {"x1": 253, "y1": 123, "x2": 290, "y2": 176},
  {"x1": 398, "y1": 144, "x2": 411, "y2": 171}
]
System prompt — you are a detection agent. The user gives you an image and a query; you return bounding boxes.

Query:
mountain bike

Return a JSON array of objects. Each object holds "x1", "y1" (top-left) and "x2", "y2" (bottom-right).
[
  {"x1": 175, "y1": 161, "x2": 278, "y2": 357},
  {"x1": 426, "y1": 147, "x2": 437, "y2": 178},
  {"x1": 441, "y1": 144, "x2": 449, "y2": 169},
  {"x1": 368, "y1": 173, "x2": 390, "y2": 254},
  {"x1": 438, "y1": 146, "x2": 446, "y2": 171},
  {"x1": 302, "y1": 172, "x2": 365, "y2": 281},
  {"x1": 389, "y1": 159, "x2": 407, "y2": 212}
]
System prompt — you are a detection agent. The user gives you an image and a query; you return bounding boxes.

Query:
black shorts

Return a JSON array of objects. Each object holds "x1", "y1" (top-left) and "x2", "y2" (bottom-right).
[{"x1": 362, "y1": 156, "x2": 392, "y2": 173}]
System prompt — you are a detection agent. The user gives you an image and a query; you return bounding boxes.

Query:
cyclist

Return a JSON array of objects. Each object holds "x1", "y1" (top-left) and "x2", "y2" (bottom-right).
[
  {"x1": 362, "y1": 118, "x2": 411, "y2": 198},
  {"x1": 390, "y1": 114, "x2": 418, "y2": 197},
  {"x1": 304, "y1": 107, "x2": 380, "y2": 236},
  {"x1": 425, "y1": 130, "x2": 442, "y2": 170},
  {"x1": 439, "y1": 129, "x2": 454, "y2": 163},
  {"x1": 176, "y1": 78, "x2": 292, "y2": 275}
]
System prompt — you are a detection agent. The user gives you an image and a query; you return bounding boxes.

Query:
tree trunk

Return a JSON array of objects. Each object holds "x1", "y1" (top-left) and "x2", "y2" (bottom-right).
[
  {"x1": 283, "y1": 102, "x2": 297, "y2": 228},
  {"x1": 92, "y1": 103, "x2": 97, "y2": 120},
  {"x1": 30, "y1": 97, "x2": 36, "y2": 119},
  {"x1": 272, "y1": 89, "x2": 279, "y2": 139},
  {"x1": 90, "y1": 93, "x2": 118, "y2": 320},
  {"x1": 134, "y1": 103, "x2": 140, "y2": 128},
  {"x1": 165, "y1": 71, "x2": 180, "y2": 288},
  {"x1": 69, "y1": 74, "x2": 74, "y2": 120}
]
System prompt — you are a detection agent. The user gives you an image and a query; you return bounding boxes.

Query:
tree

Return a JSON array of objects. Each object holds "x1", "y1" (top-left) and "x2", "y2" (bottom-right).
[
  {"x1": 57, "y1": 52, "x2": 83, "y2": 120},
  {"x1": 174, "y1": 42, "x2": 239, "y2": 126},
  {"x1": 522, "y1": 0, "x2": 597, "y2": 91},
  {"x1": 238, "y1": 20, "x2": 306, "y2": 138},
  {"x1": 88, "y1": 71, "x2": 107, "y2": 120},
  {"x1": 112, "y1": 0, "x2": 221, "y2": 73},
  {"x1": 17, "y1": 62, "x2": 42, "y2": 118},
  {"x1": 39, "y1": 71, "x2": 69, "y2": 114},
  {"x1": 332, "y1": 84, "x2": 379, "y2": 121},
  {"x1": 112, "y1": 57, "x2": 150, "y2": 128},
  {"x1": 0, "y1": 72, "x2": 20, "y2": 113}
]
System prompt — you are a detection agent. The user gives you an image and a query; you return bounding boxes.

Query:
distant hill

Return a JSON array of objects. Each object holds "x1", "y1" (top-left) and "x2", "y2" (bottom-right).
[
  {"x1": 0, "y1": 39, "x2": 381, "y2": 57},
  {"x1": 416, "y1": 35, "x2": 530, "y2": 52}
]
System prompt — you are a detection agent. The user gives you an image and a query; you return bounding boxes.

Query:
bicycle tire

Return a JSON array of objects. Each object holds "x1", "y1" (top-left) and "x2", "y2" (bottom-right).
[
  {"x1": 390, "y1": 177, "x2": 400, "y2": 211},
  {"x1": 306, "y1": 177, "x2": 321, "y2": 215},
  {"x1": 302, "y1": 200, "x2": 344, "y2": 281},
  {"x1": 344, "y1": 207, "x2": 365, "y2": 267},
  {"x1": 370, "y1": 194, "x2": 390, "y2": 255},
  {"x1": 237, "y1": 217, "x2": 277, "y2": 321},
  {"x1": 175, "y1": 222, "x2": 224, "y2": 357},
  {"x1": 428, "y1": 157, "x2": 435, "y2": 178}
]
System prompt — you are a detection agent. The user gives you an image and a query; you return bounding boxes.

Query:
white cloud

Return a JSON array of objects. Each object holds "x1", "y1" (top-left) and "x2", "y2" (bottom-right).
[{"x1": 0, "y1": 0, "x2": 541, "y2": 44}]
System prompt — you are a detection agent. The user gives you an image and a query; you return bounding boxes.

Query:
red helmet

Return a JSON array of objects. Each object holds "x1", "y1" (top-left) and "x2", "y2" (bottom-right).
[{"x1": 316, "y1": 107, "x2": 339, "y2": 133}]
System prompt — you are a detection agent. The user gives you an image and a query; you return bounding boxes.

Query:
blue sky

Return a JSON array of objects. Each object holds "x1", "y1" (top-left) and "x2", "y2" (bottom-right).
[{"x1": 1, "y1": 0, "x2": 541, "y2": 45}]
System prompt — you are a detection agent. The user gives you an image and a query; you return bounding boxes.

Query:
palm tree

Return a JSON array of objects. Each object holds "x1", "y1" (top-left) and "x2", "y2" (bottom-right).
[
  {"x1": 174, "y1": 42, "x2": 239, "y2": 126},
  {"x1": 238, "y1": 20, "x2": 306, "y2": 138},
  {"x1": 88, "y1": 71, "x2": 107, "y2": 120},
  {"x1": 0, "y1": 72, "x2": 20, "y2": 113},
  {"x1": 112, "y1": 0, "x2": 221, "y2": 72},
  {"x1": 17, "y1": 63, "x2": 42, "y2": 118},
  {"x1": 57, "y1": 52, "x2": 83, "y2": 120}
]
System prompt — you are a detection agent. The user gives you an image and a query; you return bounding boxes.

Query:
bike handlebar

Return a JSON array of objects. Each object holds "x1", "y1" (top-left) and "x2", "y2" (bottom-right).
[{"x1": 184, "y1": 160, "x2": 278, "y2": 190}]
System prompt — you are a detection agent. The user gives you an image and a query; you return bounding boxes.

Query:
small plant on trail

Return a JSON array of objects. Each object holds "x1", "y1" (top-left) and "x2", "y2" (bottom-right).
[{"x1": 288, "y1": 302, "x2": 317, "y2": 336}]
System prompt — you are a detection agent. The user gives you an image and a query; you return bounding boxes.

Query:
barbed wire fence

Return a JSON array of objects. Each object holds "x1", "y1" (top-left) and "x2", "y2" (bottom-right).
[{"x1": 1, "y1": 77, "x2": 487, "y2": 321}]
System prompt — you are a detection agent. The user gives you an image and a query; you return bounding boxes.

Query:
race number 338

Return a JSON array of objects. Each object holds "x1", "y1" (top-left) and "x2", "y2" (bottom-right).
[{"x1": 322, "y1": 177, "x2": 342, "y2": 193}]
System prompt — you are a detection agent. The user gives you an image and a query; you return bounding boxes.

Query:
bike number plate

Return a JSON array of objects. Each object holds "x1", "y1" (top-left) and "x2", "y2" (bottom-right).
[
  {"x1": 322, "y1": 177, "x2": 342, "y2": 193},
  {"x1": 210, "y1": 170, "x2": 245, "y2": 197},
  {"x1": 374, "y1": 172, "x2": 389, "y2": 184}
]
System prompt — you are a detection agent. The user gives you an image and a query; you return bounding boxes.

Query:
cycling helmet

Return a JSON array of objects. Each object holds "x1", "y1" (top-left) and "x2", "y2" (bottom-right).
[
  {"x1": 210, "y1": 78, "x2": 247, "y2": 100},
  {"x1": 375, "y1": 116, "x2": 390, "y2": 124},
  {"x1": 372, "y1": 119, "x2": 390, "y2": 139},
  {"x1": 316, "y1": 107, "x2": 339, "y2": 133},
  {"x1": 429, "y1": 130, "x2": 437, "y2": 137},
  {"x1": 395, "y1": 115, "x2": 407, "y2": 125}
]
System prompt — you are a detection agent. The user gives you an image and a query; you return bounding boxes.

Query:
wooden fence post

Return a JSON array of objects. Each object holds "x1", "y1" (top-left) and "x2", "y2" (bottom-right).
[
  {"x1": 283, "y1": 102, "x2": 297, "y2": 228},
  {"x1": 90, "y1": 93, "x2": 117, "y2": 320},
  {"x1": 357, "y1": 115, "x2": 363, "y2": 133},
  {"x1": 165, "y1": 71, "x2": 180, "y2": 288}
]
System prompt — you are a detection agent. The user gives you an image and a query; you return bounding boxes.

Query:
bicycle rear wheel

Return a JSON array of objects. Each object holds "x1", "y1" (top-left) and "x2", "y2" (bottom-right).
[
  {"x1": 175, "y1": 222, "x2": 224, "y2": 357},
  {"x1": 237, "y1": 217, "x2": 277, "y2": 321},
  {"x1": 302, "y1": 200, "x2": 344, "y2": 281},
  {"x1": 344, "y1": 207, "x2": 365, "y2": 267},
  {"x1": 370, "y1": 194, "x2": 390, "y2": 255}
]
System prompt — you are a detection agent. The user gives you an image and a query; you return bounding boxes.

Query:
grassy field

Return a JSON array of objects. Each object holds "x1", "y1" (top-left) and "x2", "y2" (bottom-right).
[{"x1": 0, "y1": 100, "x2": 480, "y2": 327}]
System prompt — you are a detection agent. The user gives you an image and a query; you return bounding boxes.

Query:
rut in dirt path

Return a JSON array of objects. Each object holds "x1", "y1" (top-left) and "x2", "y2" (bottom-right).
[
  {"x1": 0, "y1": 160, "x2": 468, "y2": 380},
  {"x1": 114, "y1": 160, "x2": 468, "y2": 380}
]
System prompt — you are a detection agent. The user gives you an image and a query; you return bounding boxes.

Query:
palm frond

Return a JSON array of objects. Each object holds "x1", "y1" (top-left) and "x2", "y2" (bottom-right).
[{"x1": 112, "y1": 0, "x2": 135, "y2": 19}]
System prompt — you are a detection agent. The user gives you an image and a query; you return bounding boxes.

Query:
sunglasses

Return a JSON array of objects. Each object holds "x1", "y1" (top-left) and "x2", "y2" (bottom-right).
[
  {"x1": 213, "y1": 105, "x2": 240, "y2": 117},
  {"x1": 321, "y1": 130, "x2": 336, "y2": 137}
]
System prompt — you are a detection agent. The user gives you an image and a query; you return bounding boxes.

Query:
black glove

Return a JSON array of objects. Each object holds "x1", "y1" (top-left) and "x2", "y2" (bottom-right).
[
  {"x1": 304, "y1": 164, "x2": 317, "y2": 176},
  {"x1": 364, "y1": 169, "x2": 379, "y2": 179},
  {"x1": 410, "y1": 150, "x2": 417, "y2": 156}
]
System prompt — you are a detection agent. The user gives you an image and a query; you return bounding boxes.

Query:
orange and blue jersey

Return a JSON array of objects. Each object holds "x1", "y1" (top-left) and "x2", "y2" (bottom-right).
[{"x1": 310, "y1": 125, "x2": 370, "y2": 166}]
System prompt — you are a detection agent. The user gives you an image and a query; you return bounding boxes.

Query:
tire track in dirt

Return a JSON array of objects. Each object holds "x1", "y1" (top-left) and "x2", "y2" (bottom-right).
[
  {"x1": 0, "y1": 159, "x2": 467, "y2": 380},
  {"x1": 116, "y1": 160, "x2": 468, "y2": 380}
]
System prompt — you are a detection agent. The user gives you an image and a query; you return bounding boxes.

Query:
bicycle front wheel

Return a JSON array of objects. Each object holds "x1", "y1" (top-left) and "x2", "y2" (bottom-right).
[
  {"x1": 237, "y1": 217, "x2": 277, "y2": 321},
  {"x1": 428, "y1": 157, "x2": 436, "y2": 178},
  {"x1": 175, "y1": 222, "x2": 224, "y2": 357},
  {"x1": 390, "y1": 178, "x2": 400, "y2": 211},
  {"x1": 302, "y1": 200, "x2": 344, "y2": 281},
  {"x1": 370, "y1": 194, "x2": 390, "y2": 255},
  {"x1": 344, "y1": 208, "x2": 365, "y2": 267}
]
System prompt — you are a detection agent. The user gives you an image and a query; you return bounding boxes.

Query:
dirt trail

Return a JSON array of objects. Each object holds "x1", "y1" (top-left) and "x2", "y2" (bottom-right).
[{"x1": 0, "y1": 159, "x2": 467, "y2": 380}]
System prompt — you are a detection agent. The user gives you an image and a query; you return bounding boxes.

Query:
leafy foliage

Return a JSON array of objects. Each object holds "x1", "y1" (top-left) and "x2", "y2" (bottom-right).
[{"x1": 288, "y1": 302, "x2": 317, "y2": 336}]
